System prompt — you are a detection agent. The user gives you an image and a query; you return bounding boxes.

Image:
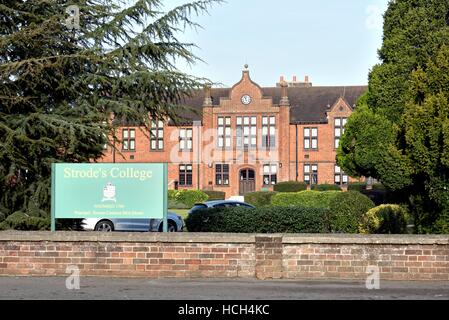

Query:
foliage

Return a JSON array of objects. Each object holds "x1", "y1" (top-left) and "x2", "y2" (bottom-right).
[
  {"x1": 0, "y1": 212, "x2": 49, "y2": 230},
  {"x1": 174, "y1": 189, "x2": 208, "y2": 208},
  {"x1": 271, "y1": 191, "x2": 340, "y2": 209},
  {"x1": 202, "y1": 190, "x2": 226, "y2": 201},
  {"x1": 311, "y1": 184, "x2": 342, "y2": 191},
  {"x1": 347, "y1": 182, "x2": 367, "y2": 192},
  {"x1": 273, "y1": 181, "x2": 307, "y2": 193},
  {"x1": 327, "y1": 191, "x2": 375, "y2": 233},
  {"x1": 337, "y1": 0, "x2": 449, "y2": 233},
  {"x1": 168, "y1": 199, "x2": 190, "y2": 210},
  {"x1": 168, "y1": 190, "x2": 179, "y2": 201},
  {"x1": 244, "y1": 191, "x2": 277, "y2": 207},
  {"x1": 0, "y1": 0, "x2": 221, "y2": 229},
  {"x1": 359, "y1": 204, "x2": 409, "y2": 234},
  {"x1": 185, "y1": 206, "x2": 329, "y2": 233}
]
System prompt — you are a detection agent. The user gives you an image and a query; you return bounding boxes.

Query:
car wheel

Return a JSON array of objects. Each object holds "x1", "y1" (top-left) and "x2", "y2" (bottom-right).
[
  {"x1": 159, "y1": 221, "x2": 177, "y2": 232},
  {"x1": 95, "y1": 220, "x2": 114, "y2": 232}
]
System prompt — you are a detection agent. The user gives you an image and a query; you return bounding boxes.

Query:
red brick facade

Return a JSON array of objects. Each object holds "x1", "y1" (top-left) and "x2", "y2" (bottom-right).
[{"x1": 100, "y1": 69, "x2": 366, "y2": 197}]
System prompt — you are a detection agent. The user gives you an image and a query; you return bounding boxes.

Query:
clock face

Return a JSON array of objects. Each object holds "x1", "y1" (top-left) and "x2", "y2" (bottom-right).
[{"x1": 241, "y1": 94, "x2": 252, "y2": 105}]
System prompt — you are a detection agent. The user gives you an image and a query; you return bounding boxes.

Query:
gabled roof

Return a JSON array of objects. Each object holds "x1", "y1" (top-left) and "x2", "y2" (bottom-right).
[{"x1": 175, "y1": 85, "x2": 367, "y2": 125}]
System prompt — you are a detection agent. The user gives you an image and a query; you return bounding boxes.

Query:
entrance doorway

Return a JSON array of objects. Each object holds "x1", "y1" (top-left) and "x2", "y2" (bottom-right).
[{"x1": 239, "y1": 168, "x2": 255, "y2": 195}]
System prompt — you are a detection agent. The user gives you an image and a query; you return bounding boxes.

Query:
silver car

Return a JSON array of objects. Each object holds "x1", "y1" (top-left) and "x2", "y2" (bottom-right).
[
  {"x1": 188, "y1": 200, "x2": 255, "y2": 214},
  {"x1": 82, "y1": 212, "x2": 184, "y2": 232}
]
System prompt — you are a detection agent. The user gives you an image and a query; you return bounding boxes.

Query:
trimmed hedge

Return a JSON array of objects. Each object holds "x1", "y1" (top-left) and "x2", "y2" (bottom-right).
[
  {"x1": 271, "y1": 191, "x2": 341, "y2": 209},
  {"x1": 202, "y1": 190, "x2": 226, "y2": 201},
  {"x1": 347, "y1": 182, "x2": 367, "y2": 192},
  {"x1": 311, "y1": 184, "x2": 342, "y2": 191},
  {"x1": 327, "y1": 191, "x2": 375, "y2": 233},
  {"x1": 185, "y1": 206, "x2": 329, "y2": 233},
  {"x1": 359, "y1": 204, "x2": 408, "y2": 234},
  {"x1": 168, "y1": 199, "x2": 190, "y2": 209},
  {"x1": 245, "y1": 191, "x2": 277, "y2": 207},
  {"x1": 174, "y1": 189, "x2": 209, "y2": 208},
  {"x1": 273, "y1": 181, "x2": 307, "y2": 192},
  {"x1": 168, "y1": 190, "x2": 178, "y2": 200}
]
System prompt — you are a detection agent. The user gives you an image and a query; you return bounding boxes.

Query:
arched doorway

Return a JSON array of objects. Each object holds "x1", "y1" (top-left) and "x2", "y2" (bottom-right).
[{"x1": 239, "y1": 168, "x2": 255, "y2": 195}]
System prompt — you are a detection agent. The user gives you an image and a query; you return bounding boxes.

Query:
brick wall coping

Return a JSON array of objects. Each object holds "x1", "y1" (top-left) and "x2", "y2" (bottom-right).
[{"x1": 0, "y1": 231, "x2": 448, "y2": 245}]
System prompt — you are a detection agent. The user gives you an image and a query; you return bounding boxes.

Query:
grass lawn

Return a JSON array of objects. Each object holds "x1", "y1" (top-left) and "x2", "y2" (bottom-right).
[{"x1": 169, "y1": 209, "x2": 189, "y2": 220}]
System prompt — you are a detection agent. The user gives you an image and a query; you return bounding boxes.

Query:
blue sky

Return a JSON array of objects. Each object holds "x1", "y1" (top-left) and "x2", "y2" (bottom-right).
[{"x1": 168, "y1": 0, "x2": 390, "y2": 87}]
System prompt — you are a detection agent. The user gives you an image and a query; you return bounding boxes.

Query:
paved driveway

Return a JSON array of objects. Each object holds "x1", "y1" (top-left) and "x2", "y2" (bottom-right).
[{"x1": 0, "y1": 277, "x2": 448, "y2": 300}]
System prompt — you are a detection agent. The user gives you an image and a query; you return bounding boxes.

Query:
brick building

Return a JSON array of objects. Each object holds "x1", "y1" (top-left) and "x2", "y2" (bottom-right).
[{"x1": 100, "y1": 67, "x2": 367, "y2": 198}]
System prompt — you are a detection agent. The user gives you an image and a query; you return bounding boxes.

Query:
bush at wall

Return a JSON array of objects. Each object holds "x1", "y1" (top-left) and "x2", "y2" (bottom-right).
[
  {"x1": 174, "y1": 189, "x2": 209, "y2": 208},
  {"x1": 271, "y1": 191, "x2": 341, "y2": 209},
  {"x1": 359, "y1": 204, "x2": 409, "y2": 234},
  {"x1": 202, "y1": 190, "x2": 226, "y2": 201},
  {"x1": 185, "y1": 206, "x2": 329, "y2": 233},
  {"x1": 327, "y1": 191, "x2": 375, "y2": 233},
  {"x1": 168, "y1": 190, "x2": 179, "y2": 200},
  {"x1": 347, "y1": 182, "x2": 367, "y2": 192},
  {"x1": 245, "y1": 191, "x2": 277, "y2": 207},
  {"x1": 168, "y1": 199, "x2": 190, "y2": 209},
  {"x1": 311, "y1": 184, "x2": 342, "y2": 191},
  {"x1": 273, "y1": 181, "x2": 307, "y2": 192}
]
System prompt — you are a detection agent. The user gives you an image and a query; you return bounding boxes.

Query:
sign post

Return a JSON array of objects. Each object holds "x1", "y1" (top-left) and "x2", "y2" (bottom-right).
[{"x1": 51, "y1": 163, "x2": 167, "y2": 230}]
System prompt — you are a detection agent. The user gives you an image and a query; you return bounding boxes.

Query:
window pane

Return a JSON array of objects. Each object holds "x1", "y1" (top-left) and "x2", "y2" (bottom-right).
[
  {"x1": 311, "y1": 128, "x2": 318, "y2": 137},
  {"x1": 180, "y1": 140, "x2": 185, "y2": 150},
  {"x1": 243, "y1": 127, "x2": 249, "y2": 135},
  {"x1": 225, "y1": 127, "x2": 231, "y2": 135},
  {"x1": 342, "y1": 118, "x2": 347, "y2": 126},
  {"x1": 158, "y1": 140, "x2": 163, "y2": 149},
  {"x1": 216, "y1": 175, "x2": 222, "y2": 185},
  {"x1": 151, "y1": 121, "x2": 156, "y2": 128},
  {"x1": 130, "y1": 130, "x2": 135, "y2": 138},
  {"x1": 269, "y1": 127, "x2": 275, "y2": 135},
  {"x1": 311, "y1": 139, "x2": 317, "y2": 149},
  {"x1": 151, "y1": 140, "x2": 156, "y2": 149},
  {"x1": 304, "y1": 128, "x2": 310, "y2": 137},
  {"x1": 218, "y1": 137, "x2": 224, "y2": 147},
  {"x1": 263, "y1": 175, "x2": 269, "y2": 185},
  {"x1": 187, "y1": 165, "x2": 192, "y2": 171},
  {"x1": 250, "y1": 126, "x2": 256, "y2": 135},
  {"x1": 236, "y1": 117, "x2": 242, "y2": 125},
  {"x1": 223, "y1": 175, "x2": 229, "y2": 185},
  {"x1": 304, "y1": 139, "x2": 310, "y2": 149},
  {"x1": 312, "y1": 165, "x2": 318, "y2": 172},
  {"x1": 186, "y1": 174, "x2": 192, "y2": 186},
  {"x1": 270, "y1": 116, "x2": 275, "y2": 125},
  {"x1": 251, "y1": 137, "x2": 256, "y2": 146},
  {"x1": 335, "y1": 128, "x2": 341, "y2": 137},
  {"x1": 262, "y1": 127, "x2": 268, "y2": 135},
  {"x1": 158, "y1": 129, "x2": 163, "y2": 138},
  {"x1": 180, "y1": 129, "x2": 185, "y2": 138},
  {"x1": 248, "y1": 170, "x2": 255, "y2": 179},
  {"x1": 218, "y1": 127, "x2": 224, "y2": 135},
  {"x1": 123, "y1": 141, "x2": 128, "y2": 150},
  {"x1": 335, "y1": 175, "x2": 341, "y2": 183},
  {"x1": 343, "y1": 175, "x2": 348, "y2": 183},
  {"x1": 271, "y1": 174, "x2": 277, "y2": 184},
  {"x1": 243, "y1": 117, "x2": 249, "y2": 125},
  {"x1": 151, "y1": 129, "x2": 157, "y2": 137},
  {"x1": 271, "y1": 165, "x2": 277, "y2": 173},
  {"x1": 262, "y1": 117, "x2": 268, "y2": 125},
  {"x1": 130, "y1": 140, "x2": 135, "y2": 150},
  {"x1": 263, "y1": 165, "x2": 270, "y2": 174},
  {"x1": 225, "y1": 117, "x2": 231, "y2": 125},
  {"x1": 123, "y1": 130, "x2": 128, "y2": 138},
  {"x1": 223, "y1": 164, "x2": 229, "y2": 173},
  {"x1": 335, "y1": 138, "x2": 340, "y2": 148},
  {"x1": 218, "y1": 117, "x2": 224, "y2": 125},
  {"x1": 251, "y1": 117, "x2": 256, "y2": 125},
  {"x1": 304, "y1": 175, "x2": 310, "y2": 182},
  {"x1": 158, "y1": 121, "x2": 164, "y2": 128},
  {"x1": 215, "y1": 164, "x2": 222, "y2": 172},
  {"x1": 335, "y1": 165, "x2": 341, "y2": 173},
  {"x1": 335, "y1": 118, "x2": 341, "y2": 126},
  {"x1": 225, "y1": 137, "x2": 231, "y2": 147},
  {"x1": 180, "y1": 165, "x2": 185, "y2": 171},
  {"x1": 304, "y1": 165, "x2": 310, "y2": 173}
]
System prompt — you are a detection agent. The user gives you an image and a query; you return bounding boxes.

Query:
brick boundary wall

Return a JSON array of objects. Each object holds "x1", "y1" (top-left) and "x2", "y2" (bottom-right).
[{"x1": 0, "y1": 232, "x2": 448, "y2": 280}]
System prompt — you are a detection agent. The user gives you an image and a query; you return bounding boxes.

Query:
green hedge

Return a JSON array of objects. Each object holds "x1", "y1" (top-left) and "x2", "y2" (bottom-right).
[
  {"x1": 168, "y1": 190, "x2": 178, "y2": 200},
  {"x1": 347, "y1": 182, "x2": 367, "y2": 192},
  {"x1": 327, "y1": 191, "x2": 375, "y2": 233},
  {"x1": 311, "y1": 184, "x2": 342, "y2": 191},
  {"x1": 245, "y1": 191, "x2": 277, "y2": 207},
  {"x1": 271, "y1": 191, "x2": 341, "y2": 209},
  {"x1": 202, "y1": 190, "x2": 226, "y2": 201},
  {"x1": 359, "y1": 204, "x2": 408, "y2": 234},
  {"x1": 168, "y1": 199, "x2": 190, "y2": 209},
  {"x1": 273, "y1": 181, "x2": 307, "y2": 192},
  {"x1": 185, "y1": 206, "x2": 329, "y2": 233},
  {"x1": 174, "y1": 189, "x2": 209, "y2": 208}
]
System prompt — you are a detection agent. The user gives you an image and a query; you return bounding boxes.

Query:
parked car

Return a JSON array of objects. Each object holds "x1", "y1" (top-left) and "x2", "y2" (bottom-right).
[
  {"x1": 82, "y1": 212, "x2": 184, "y2": 232},
  {"x1": 188, "y1": 200, "x2": 255, "y2": 215}
]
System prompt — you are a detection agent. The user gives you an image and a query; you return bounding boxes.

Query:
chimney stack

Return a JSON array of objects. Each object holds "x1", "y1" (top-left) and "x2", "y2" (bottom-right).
[
  {"x1": 293, "y1": 75, "x2": 297, "y2": 82},
  {"x1": 280, "y1": 75, "x2": 284, "y2": 82}
]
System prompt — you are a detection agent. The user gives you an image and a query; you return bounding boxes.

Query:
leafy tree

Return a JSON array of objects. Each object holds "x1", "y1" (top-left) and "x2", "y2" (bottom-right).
[
  {"x1": 338, "y1": 0, "x2": 449, "y2": 233},
  {"x1": 0, "y1": 0, "x2": 220, "y2": 229}
]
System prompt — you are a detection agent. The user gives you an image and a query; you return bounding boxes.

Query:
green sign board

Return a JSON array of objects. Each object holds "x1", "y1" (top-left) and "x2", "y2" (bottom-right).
[{"x1": 51, "y1": 163, "x2": 168, "y2": 231}]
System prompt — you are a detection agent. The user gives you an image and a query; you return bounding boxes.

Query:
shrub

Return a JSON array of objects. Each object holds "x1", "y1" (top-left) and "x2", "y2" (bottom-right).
[
  {"x1": 347, "y1": 182, "x2": 367, "y2": 192},
  {"x1": 372, "y1": 183, "x2": 386, "y2": 191},
  {"x1": 185, "y1": 206, "x2": 329, "y2": 233},
  {"x1": 359, "y1": 204, "x2": 409, "y2": 234},
  {"x1": 168, "y1": 199, "x2": 190, "y2": 209},
  {"x1": 245, "y1": 191, "x2": 277, "y2": 207},
  {"x1": 168, "y1": 190, "x2": 179, "y2": 200},
  {"x1": 311, "y1": 184, "x2": 342, "y2": 191},
  {"x1": 202, "y1": 190, "x2": 226, "y2": 201},
  {"x1": 271, "y1": 191, "x2": 341, "y2": 209},
  {"x1": 273, "y1": 181, "x2": 307, "y2": 192},
  {"x1": 327, "y1": 191, "x2": 375, "y2": 233},
  {"x1": 0, "y1": 212, "x2": 49, "y2": 230},
  {"x1": 174, "y1": 189, "x2": 208, "y2": 208}
]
